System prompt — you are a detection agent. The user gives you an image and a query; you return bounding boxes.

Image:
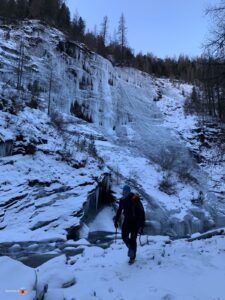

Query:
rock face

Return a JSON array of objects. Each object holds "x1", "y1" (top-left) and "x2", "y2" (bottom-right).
[
  {"x1": 0, "y1": 146, "x2": 109, "y2": 242},
  {"x1": 0, "y1": 19, "x2": 224, "y2": 244}
]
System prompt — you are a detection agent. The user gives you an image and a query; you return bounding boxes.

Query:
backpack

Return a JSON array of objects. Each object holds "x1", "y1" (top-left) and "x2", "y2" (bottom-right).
[
  {"x1": 132, "y1": 193, "x2": 141, "y2": 202},
  {"x1": 131, "y1": 193, "x2": 145, "y2": 227}
]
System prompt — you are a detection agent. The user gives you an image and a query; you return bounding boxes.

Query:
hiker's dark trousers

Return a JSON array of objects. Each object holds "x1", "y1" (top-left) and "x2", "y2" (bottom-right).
[{"x1": 122, "y1": 221, "x2": 139, "y2": 258}]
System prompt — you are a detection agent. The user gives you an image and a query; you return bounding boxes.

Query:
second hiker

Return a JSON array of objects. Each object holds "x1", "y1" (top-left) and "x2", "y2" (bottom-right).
[{"x1": 113, "y1": 185, "x2": 145, "y2": 264}]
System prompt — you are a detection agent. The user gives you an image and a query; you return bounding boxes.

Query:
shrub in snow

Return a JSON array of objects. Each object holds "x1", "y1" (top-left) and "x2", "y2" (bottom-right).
[
  {"x1": 184, "y1": 86, "x2": 202, "y2": 115},
  {"x1": 60, "y1": 147, "x2": 73, "y2": 163},
  {"x1": 27, "y1": 80, "x2": 41, "y2": 97},
  {"x1": 27, "y1": 98, "x2": 38, "y2": 109},
  {"x1": 76, "y1": 138, "x2": 87, "y2": 152},
  {"x1": 50, "y1": 110, "x2": 65, "y2": 132},
  {"x1": 12, "y1": 97, "x2": 24, "y2": 115},
  {"x1": 88, "y1": 139, "x2": 98, "y2": 158},
  {"x1": 177, "y1": 165, "x2": 198, "y2": 184},
  {"x1": 152, "y1": 146, "x2": 177, "y2": 171},
  {"x1": 159, "y1": 173, "x2": 176, "y2": 195}
]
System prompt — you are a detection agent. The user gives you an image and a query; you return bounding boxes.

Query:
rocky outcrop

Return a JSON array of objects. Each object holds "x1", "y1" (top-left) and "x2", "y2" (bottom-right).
[{"x1": 0, "y1": 140, "x2": 13, "y2": 157}]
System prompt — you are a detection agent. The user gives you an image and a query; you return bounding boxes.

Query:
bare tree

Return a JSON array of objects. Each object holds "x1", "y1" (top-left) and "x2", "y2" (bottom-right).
[
  {"x1": 201, "y1": 1, "x2": 225, "y2": 122},
  {"x1": 205, "y1": 1, "x2": 225, "y2": 59},
  {"x1": 100, "y1": 16, "x2": 109, "y2": 45},
  {"x1": 118, "y1": 13, "x2": 127, "y2": 63}
]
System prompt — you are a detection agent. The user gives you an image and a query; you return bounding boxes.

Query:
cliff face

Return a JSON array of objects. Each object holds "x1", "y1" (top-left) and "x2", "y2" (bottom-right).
[
  {"x1": 0, "y1": 19, "x2": 224, "y2": 242},
  {"x1": 0, "y1": 19, "x2": 183, "y2": 145}
]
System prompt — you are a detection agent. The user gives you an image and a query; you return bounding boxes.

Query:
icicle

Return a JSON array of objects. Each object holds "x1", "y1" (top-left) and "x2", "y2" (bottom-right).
[
  {"x1": 0, "y1": 141, "x2": 13, "y2": 157},
  {"x1": 95, "y1": 187, "x2": 100, "y2": 211}
]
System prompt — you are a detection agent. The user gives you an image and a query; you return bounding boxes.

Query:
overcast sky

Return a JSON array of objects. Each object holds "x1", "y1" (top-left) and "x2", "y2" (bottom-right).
[{"x1": 67, "y1": 0, "x2": 216, "y2": 58}]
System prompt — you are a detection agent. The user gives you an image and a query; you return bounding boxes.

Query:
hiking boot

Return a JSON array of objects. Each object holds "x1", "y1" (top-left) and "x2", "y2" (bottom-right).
[
  {"x1": 128, "y1": 258, "x2": 135, "y2": 265},
  {"x1": 128, "y1": 248, "x2": 135, "y2": 259}
]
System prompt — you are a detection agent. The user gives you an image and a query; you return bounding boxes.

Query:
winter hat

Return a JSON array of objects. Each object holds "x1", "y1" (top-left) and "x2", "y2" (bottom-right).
[{"x1": 123, "y1": 185, "x2": 131, "y2": 193}]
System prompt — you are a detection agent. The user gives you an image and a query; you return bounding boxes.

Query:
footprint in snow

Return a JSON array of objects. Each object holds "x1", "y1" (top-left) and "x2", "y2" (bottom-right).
[{"x1": 149, "y1": 286, "x2": 158, "y2": 293}]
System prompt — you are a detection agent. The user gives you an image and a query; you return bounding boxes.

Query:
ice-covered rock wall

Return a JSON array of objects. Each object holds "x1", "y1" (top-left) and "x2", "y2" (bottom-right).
[
  {"x1": 0, "y1": 20, "x2": 224, "y2": 239},
  {"x1": 0, "y1": 140, "x2": 13, "y2": 157},
  {"x1": 0, "y1": 20, "x2": 190, "y2": 161}
]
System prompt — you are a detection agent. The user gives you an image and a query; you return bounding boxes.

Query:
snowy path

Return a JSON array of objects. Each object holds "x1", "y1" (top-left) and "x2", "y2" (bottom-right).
[
  {"x1": 34, "y1": 233, "x2": 225, "y2": 300},
  {"x1": 1, "y1": 233, "x2": 224, "y2": 299}
]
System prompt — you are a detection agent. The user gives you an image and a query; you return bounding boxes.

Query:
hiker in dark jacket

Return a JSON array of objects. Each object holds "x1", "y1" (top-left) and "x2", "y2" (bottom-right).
[{"x1": 113, "y1": 185, "x2": 145, "y2": 264}]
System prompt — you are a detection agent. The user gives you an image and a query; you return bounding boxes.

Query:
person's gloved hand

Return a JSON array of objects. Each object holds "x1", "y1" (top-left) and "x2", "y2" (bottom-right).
[
  {"x1": 139, "y1": 227, "x2": 144, "y2": 235},
  {"x1": 113, "y1": 216, "x2": 118, "y2": 229},
  {"x1": 114, "y1": 221, "x2": 118, "y2": 229}
]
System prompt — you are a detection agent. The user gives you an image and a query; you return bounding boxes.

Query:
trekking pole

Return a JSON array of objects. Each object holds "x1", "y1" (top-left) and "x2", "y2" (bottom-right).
[
  {"x1": 139, "y1": 234, "x2": 144, "y2": 247},
  {"x1": 115, "y1": 227, "x2": 118, "y2": 244}
]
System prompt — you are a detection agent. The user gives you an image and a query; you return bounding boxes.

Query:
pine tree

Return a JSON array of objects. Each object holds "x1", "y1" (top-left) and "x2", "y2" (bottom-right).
[
  {"x1": 29, "y1": 0, "x2": 43, "y2": 19},
  {"x1": 70, "y1": 15, "x2": 85, "y2": 41},
  {"x1": 7, "y1": 0, "x2": 16, "y2": 18},
  {"x1": 78, "y1": 17, "x2": 85, "y2": 38},
  {"x1": 16, "y1": 0, "x2": 29, "y2": 19},
  {"x1": 57, "y1": 2, "x2": 71, "y2": 29},
  {"x1": 0, "y1": 0, "x2": 8, "y2": 17},
  {"x1": 42, "y1": 0, "x2": 60, "y2": 24}
]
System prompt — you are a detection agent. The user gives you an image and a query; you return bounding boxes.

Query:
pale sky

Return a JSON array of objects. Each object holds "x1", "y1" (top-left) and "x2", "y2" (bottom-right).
[{"x1": 67, "y1": 0, "x2": 217, "y2": 58}]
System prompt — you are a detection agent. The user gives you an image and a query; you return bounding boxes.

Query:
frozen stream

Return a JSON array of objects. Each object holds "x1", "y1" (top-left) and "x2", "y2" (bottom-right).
[{"x1": 0, "y1": 207, "x2": 117, "y2": 268}]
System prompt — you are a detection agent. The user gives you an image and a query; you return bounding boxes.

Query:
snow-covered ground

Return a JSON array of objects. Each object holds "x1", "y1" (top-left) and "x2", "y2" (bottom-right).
[
  {"x1": 0, "y1": 256, "x2": 36, "y2": 299},
  {"x1": 1, "y1": 231, "x2": 224, "y2": 300},
  {"x1": 59, "y1": 233, "x2": 225, "y2": 300}
]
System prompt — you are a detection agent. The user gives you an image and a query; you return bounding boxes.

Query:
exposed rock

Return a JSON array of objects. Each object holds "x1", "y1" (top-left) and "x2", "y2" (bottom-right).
[
  {"x1": 13, "y1": 142, "x2": 36, "y2": 155},
  {"x1": 0, "y1": 193, "x2": 28, "y2": 208},
  {"x1": 0, "y1": 222, "x2": 7, "y2": 230},
  {"x1": 28, "y1": 179, "x2": 59, "y2": 187},
  {"x1": 62, "y1": 277, "x2": 76, "y2": 288},
  {"x1": 30, "y1": 218, "x2": 59, "y2": 231},
  {"x1": 187, "y1": 228, "x2": 225, "y2": 242},
  {"x1": 66, "y1": 225, "x2": 80, "y2": 241}
]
